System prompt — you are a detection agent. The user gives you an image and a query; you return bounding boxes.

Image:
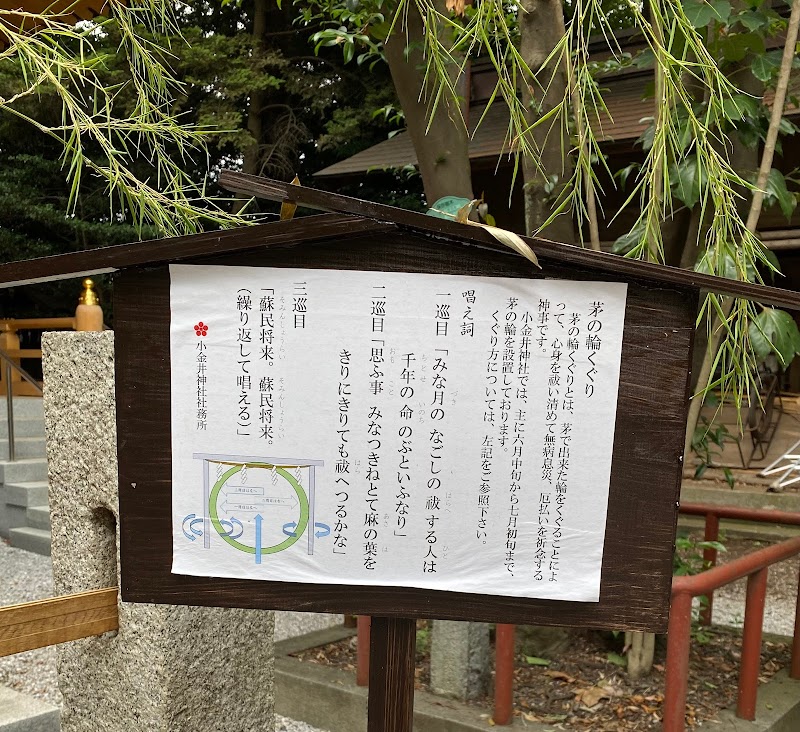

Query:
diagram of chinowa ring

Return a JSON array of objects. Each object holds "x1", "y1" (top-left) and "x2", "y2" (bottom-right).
[{"x1": 181, "y1": 453, "x2": 327, "y2": 563}]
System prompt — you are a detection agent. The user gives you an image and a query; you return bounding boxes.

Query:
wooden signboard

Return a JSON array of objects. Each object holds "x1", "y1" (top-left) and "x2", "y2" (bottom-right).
[
  {"x1": 115, "y1": 208, "x2": 693, "y2": 634},
  {"x1": 1, "y1": 173, "x2": 799, "y2": 731}
]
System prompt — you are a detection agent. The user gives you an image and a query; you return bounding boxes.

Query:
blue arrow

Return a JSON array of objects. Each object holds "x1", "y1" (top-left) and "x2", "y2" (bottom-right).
[
  {"x1": 182, "y1": 514, "x2": 197, "y2": 541},
  {"x1": 282, "y1": 521, "x2": 297, "y2": 538},
  {"x1": 314, "y1": 522, "x2": 331, "y2": 538},
  {"x1": 255, "y1": 514, "x2": 263, "y2": 565},
  {"x1": 189, "y1": 518, "x2": 204, "y2": 536},
  {"x1": 221, "y1": 517, "x2": 243, "y2": 540},
  {"x1": 182, "y1": 514, "x2": 203, "y2": 541}
]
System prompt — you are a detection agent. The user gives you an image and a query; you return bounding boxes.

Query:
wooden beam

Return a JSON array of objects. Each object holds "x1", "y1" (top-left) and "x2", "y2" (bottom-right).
[
  {"x1": 219, "y1": 171, "x2": 800, "y2": 312},
  {"x1": 0, "y1": 588, "x2": 118, "y2": 658},
  {"x1": 0, "y1": 214, "x2": 391, "y2": 289}
]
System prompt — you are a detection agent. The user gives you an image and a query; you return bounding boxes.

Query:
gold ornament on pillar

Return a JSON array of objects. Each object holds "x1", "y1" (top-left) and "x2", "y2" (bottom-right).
[{"x1": 75, "y1": 279, "x2": 104, "y2": 332}]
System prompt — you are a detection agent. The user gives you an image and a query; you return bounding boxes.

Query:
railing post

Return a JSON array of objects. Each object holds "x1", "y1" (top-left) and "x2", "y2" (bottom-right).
[
  {"x1": 664, "y1": 590, "x2": 693, "y2": 732},
  {"x1": 0, "y1": 322, "x2": 20, "y2": 396},
  {"x1": 792, "y1": 563, "x2": 800, "y2": 680},
  {"x1": 5, "y1": 363, "x2": 14, "y2": 462},
  {"x1": 737, "y1": 567, "x2": 768, "y2": 721},
  {"x1": 357, "y1": 615, "x2": 371, "y2": 687},
  {"x1": 700, "y1": 513, "x2": 720, "y2": 626},
  {"x1": 493, "y1": 624, "x2": 515, "y2": 725}
]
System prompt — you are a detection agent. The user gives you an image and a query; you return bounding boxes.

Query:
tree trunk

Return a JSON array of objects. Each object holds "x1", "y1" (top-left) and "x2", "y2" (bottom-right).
[
  {"x1": 232, "y1": 0, "x2": 268, "y2": 214},
  {"x1": 244, "y1": 0, "x2": 267, "y2": 177},
  {"x1": 625, "y1": 631, "x2": 655, "y2": 680},
  {"x1": 384, "y1": 2, "x2": 473, "y2": 204},
  {"x1": 519, "y1": 0, "x2": 574, "y2": 242}
]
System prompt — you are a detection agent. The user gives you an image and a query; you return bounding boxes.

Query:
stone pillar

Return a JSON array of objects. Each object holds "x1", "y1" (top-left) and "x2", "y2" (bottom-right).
[
  {"x1": 42, "y1": 331, "x2": 275, "y2": 732},
  {"x1": 429, "y1": 620, "x2": 490, "y2": 701}
]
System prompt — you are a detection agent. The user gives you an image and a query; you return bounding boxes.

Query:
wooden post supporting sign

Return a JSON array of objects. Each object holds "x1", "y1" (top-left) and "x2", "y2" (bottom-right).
[{"x1": 367, "y1": 617, "x2": 417, "y2": 732}]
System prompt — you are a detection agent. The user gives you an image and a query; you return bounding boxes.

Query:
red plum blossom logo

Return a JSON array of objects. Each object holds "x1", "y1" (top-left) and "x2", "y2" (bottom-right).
[{"x1": 194, "y1": 322, "x2": 208, "y2": 337}]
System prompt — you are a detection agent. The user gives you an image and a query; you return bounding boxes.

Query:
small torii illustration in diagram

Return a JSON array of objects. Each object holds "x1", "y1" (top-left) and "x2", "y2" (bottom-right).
[{"x1": 182, "y1": 453, "x2": 327, "y2": 563}]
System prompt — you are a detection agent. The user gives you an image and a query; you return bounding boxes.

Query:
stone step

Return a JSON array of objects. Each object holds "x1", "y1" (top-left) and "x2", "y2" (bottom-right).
[
  {"x1": 0, "y1": 687, "x2": 59, "y2": 732},
  {"x1": 1, "y1": 481, "x2": 49, "y2": 509},
  {"x1": 0, "y1": 418, "x2": 45, "y2": 439},
  {"x1": 8, "y1": 526, "x2": 51, "y2": 556},
  {"x1": 0, "y1": 397, "x2": 44, "y2": 420},
  {"x1": 0, "y1": 459, "x2": 48, "y2": 485},
  {"x1": 26, "y1": 504, "x2": 50, "y2": 531},
  {"x1": 0, "y1": 437, "x2": 46, "y2": 461},
  {"x1": 0, "y1": 481, "x2": 49, "y2": 539}
]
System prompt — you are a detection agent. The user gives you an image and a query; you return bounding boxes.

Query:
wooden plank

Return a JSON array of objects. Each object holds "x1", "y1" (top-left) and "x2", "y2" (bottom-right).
[
  {"x1": 367, "y1": 618, "x2": 416, "y2": 732},
  {"x1": 116, "y1": 229, "x2": 696, "y2": 633},
  {"x1": 219, "y1": 171, "x2": 800, "y2": 311},
  {"x1": 1, "y1": 317, "x2": 75, "y2": 330},
  {"x1": 0, "y1": 588, "x2": 118, "y2": 658},
  {"x1": 10, "y1": 382, "x2": 43, "y2": 396},
  {"x1": 0, "y1": 215, "x2": 393, "y2": 289},
  {"x1": 3, "y1": 349, "x2": 43, "y2": 359}
]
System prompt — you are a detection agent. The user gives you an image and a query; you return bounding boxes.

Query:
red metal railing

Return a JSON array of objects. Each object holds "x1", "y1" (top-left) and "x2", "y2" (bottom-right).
[
  {"x1": 354, "y1": 503, "x2": 800, "y2": 730},
  {"x1": 665, "y1": 535, "x2": 800, "y2": 729},
  {"x1": 492, "y1": 502, "x2": 800, "y2": 729}
]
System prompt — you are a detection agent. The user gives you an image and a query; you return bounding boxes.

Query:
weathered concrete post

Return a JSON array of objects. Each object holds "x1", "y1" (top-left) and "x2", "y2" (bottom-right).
[
  {"x1": 42, "y1": 331, "x2": 276, "y2": 732},
  {"x1": 429, "y1": 620, "x2": 490, "y2": 701}
]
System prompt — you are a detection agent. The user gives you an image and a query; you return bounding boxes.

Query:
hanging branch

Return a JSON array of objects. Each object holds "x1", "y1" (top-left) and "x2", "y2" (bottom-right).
[
  {"x1": 0, "y1": 2, "x2": 249, "y2": 237},
  {"x1": 683, "y1": 0, "x2": 800, "y2": 458}
]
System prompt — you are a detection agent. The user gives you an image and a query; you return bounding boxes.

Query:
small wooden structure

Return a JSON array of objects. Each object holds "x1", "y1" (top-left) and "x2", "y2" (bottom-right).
[{"x1": 0, "y1": 172, "x2": 799, "y2": 731}]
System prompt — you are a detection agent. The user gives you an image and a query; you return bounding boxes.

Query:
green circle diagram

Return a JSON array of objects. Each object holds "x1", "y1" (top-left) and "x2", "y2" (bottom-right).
[{"x1": 209, "y1": 464, "x2": 309, "y2": 555}]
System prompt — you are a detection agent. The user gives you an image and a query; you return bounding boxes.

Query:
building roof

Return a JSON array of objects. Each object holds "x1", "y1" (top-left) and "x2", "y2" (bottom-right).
[
  {"x1": 315, "y1": 73, "x2": 800, "y2": 178},
  {"x1": 0, "y1": 172, "x2": 797, "y2": 311}
]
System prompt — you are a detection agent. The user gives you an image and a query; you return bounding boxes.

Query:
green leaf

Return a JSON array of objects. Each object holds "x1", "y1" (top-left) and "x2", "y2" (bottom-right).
[
  {"x1": 749, "y1": 308, "x2": 800, "y2": 366},
  {"x1": 696, "y1": 540, "x2": 727, "y2": 552},
  {"x1": 426, "y1": 196, "x2": 472, "y2": 220},
  {"x1": 637, "y1": 120, "x2": 655, "y2": 151},
  {"x1": 721, "y1": 93, "x2": 761, "y2": 122},
  {"x1": 614, "y1": 163, "x2": 639, "y2": 188},
  {"x1": 633, "y1": 48, "x2": 655, "y2": 69},
  {"x1": 719, "y1": 32, "x2": 765, "y2": 62},
  {"x1": 764, "y1": 168, "x2": 797, "y2": 220},
  {"x1": 670, "y1": 156, "x2": 706, "y2": 208},
  {"x1": 736, "y1": 9, "x2": 769, "y2": 31},
  {"x1": 710, "y1": 0, "x2": 733, "y2": 22},
  {"x1": 612, "y1": 223, "x2": 646, "y2": 255},
  {"x1": 683, "y1": 0, "x2": 729, "y2": 27},
  {"x1": 751, "y1": 54, "x2": 780, "y2": 82},
  {"x1": 779, "y1": 117, "x2": 800, "y2": 136},
  {"x1": 607, "y1": 652, "x2": 627, "y2": 668},
  {"x1": 525, "y1": 656, "x2": 551, "y2": 666}
]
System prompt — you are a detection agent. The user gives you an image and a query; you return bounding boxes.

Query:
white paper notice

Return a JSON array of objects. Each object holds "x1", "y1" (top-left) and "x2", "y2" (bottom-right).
[{"x1": 170, "y1": 264, "x2": 627, "y2": 602}]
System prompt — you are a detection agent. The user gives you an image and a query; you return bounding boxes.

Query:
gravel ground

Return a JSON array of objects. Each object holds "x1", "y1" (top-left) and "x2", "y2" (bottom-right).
[
  {"x1": 2, "y1": 535, "x2": 797, "y2": 732},
  {"x1": 0, "y1": 539, "x2": 61, "y2": 708},
  {"x1": 0, "y1": 537, "x2": 330, "y2": 731},
  {"x1": 698, "y1": 537, "x2": 800, "y2": 636}
]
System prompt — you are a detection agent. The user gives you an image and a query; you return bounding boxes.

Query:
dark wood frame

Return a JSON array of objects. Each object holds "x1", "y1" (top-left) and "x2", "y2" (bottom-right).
[{"x1": 115, "y1": 222, "x2": 698, "y2": 634}]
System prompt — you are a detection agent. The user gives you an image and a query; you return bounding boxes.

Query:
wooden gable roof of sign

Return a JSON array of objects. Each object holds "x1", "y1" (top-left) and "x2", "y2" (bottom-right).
[{"x1": 0, "y1": 169, "x2": 799, "y2": 313}]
